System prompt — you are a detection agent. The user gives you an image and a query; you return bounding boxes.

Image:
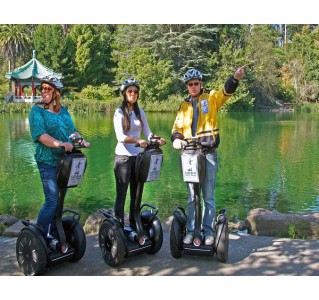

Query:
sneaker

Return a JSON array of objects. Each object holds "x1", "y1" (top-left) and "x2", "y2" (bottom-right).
[
  {"x1": 183, "y1": 233, "x2": 194, "y2": 244},
  {"x1": 204, "y1": 235, "x2": 214, "y2": 246}
]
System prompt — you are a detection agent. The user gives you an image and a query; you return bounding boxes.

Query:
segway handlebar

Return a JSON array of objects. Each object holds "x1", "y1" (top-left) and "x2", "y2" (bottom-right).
[
  {"x1": 134, "y1": 135, "x2": 166, "y2": 148},
  {"x1": 58, "y1": 134, "x2": 90, "y2": 151},
  {"x1": 182, "y1": 137, "x2": 213, "y2": 150},
  {"x1": 69, "y1": 133, "x2": 90, "y2": 149}
]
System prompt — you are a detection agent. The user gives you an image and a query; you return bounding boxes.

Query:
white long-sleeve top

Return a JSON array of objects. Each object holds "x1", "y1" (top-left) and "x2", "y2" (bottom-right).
[{"x1": 113, "y1": 107, "x2": 153, "y2": 156}]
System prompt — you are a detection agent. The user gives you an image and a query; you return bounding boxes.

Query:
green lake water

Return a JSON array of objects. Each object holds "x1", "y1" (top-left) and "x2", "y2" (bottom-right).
[{"x1": 1, "y1": 111, "x2": 319, "y2": 224}]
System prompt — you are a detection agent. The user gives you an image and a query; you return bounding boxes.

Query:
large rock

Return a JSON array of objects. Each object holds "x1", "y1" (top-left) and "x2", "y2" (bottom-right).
[
  {"x1": 0, "y1": 214, "x2": 19, "y2": 226},
  {"x1": 3, "y1": 220, "x2": 25, "y2": 237},
  {"x1": 0, "y1": 214, "x2": 19, "y2": 236},
  {"x1": 245, "y1": 208, "x2": 319, "y2": 238}
]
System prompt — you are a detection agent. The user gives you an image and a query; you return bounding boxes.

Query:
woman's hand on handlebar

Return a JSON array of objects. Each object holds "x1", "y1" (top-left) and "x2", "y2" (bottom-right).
[
  {"x1": 150, "y1": 135, "x2": 166, "y2": 146},
  {"x1": 137, "y1": 138, "x2": 148, "y2": 148},
  {"x1": 79, "y1": 139, "x2": 90, "y2": 148},
  {"x1": 60, "y1": 141, "x2": 74, "y2": 152},
  {"x1": 158, "y1": 137, "x2": 166, "y2": 146}
]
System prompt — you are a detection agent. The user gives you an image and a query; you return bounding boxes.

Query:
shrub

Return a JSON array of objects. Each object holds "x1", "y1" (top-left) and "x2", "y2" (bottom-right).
[{"x1": 79, "y1": 84, "x2": 116, "y2": 101}]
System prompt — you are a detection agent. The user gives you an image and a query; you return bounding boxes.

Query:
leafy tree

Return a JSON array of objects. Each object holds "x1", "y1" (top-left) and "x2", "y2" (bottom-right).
[
  {"x1": 116, "y1": 48, "x2": 174, "y2": 103},
  {"x1": 207, "y1": 25, "x2": 253, "y2": 110},
  {"x1": 245, "y1": 25, "x2": 281, "y2": 107},
  {"x1": 79, "y1": 84, "x2": 115, "y2": 101},
  {"x1": 284, "y1": 25, "x2": 319, "y2": 103},
  {"x1": 113, "y1": 24, "x2": 219, "y2": 93}
]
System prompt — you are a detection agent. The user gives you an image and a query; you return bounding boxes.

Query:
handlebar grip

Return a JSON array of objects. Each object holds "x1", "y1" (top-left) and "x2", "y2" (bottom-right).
[{"x1": 200, "y1": 141, "x2": 212, "y2": 148}]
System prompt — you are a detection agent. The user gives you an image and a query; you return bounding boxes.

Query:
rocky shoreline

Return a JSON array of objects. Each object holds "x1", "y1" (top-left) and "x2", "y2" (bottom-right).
[{"x1": 2, "y1": 208, "x2": 319, "y2": 239}]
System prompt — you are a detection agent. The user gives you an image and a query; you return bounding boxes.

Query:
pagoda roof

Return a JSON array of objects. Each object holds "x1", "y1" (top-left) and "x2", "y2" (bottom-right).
[{"x1": 5, "y1": 50, "x2": 62, "y2": 81}]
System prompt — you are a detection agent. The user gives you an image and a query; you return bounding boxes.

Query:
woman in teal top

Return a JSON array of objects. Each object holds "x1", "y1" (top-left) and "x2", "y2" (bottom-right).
[{"x1": 29, "y1": 76, "x2": 90, "y2": 238}]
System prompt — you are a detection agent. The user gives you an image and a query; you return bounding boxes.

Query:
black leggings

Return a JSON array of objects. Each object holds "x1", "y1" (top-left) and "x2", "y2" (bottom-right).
[{"x1": 113, "y1": 155, "x2": 137, "y2": 225}]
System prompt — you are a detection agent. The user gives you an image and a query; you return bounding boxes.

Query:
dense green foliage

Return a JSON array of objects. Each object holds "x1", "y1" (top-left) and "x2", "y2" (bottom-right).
[{"x1": 1, "y1": 24, "x2": 319, "y2": 111}]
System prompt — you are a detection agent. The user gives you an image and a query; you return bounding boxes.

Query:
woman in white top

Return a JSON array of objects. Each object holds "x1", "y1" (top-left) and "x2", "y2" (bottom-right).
[{"x1": 113, "y1": 78, "x2": 165, "y2": 227}]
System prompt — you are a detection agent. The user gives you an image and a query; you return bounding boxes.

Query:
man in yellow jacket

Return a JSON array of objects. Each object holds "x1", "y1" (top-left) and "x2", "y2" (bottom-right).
[{"x1": 171, "y1": 65, "x2": 247, "y2": 245}]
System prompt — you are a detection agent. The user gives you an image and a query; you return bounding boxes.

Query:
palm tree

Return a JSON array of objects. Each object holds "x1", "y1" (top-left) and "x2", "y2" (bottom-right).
[{"x1": 0, "y1": 24, "x2": 31, "y2": 70}]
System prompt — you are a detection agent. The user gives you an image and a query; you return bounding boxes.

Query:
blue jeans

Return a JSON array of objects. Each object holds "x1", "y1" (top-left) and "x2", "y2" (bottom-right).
[
  {"x1": 36, "y1": 161, "x2": 60, "y2": 237},
  {"x1": 186, "y1": 151, "x2": 218, "y2": 237}
]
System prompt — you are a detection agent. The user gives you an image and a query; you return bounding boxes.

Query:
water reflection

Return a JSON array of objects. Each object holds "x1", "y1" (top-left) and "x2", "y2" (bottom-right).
[{"x1": 0, "y1": 111, "x2": 319, "y2": 223}]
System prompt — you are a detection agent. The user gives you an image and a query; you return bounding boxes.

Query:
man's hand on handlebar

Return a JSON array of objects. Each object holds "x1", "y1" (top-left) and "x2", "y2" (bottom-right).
[{"x1": 173, "y1": 139, "x2": 187, "y2": 150}]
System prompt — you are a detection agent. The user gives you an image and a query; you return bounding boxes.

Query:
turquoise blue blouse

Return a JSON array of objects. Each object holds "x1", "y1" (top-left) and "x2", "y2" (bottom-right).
[{"x1": 29, "y1": 105, "x2": 77, "y2": 166}]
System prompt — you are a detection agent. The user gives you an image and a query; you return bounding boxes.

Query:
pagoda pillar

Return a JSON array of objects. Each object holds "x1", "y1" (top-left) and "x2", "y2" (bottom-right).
[
  {"x1": 32, "y1": 79, "x2": 35, "y2": 96},
  {"x1": 19, "y1": 82, "x2": 22, "y2": 96}
]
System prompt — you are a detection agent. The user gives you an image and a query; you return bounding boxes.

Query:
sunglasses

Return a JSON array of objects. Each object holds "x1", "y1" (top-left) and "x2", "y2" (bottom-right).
[
  {"x1": 127, "y1": 89, "x2": 139, "y2": 94},
  {"x1": 187, "y1": 82, "x2": 200, "y2": 87},
  {"x1": 40, "y1": 86, "x2": 53, "y2": 93}
]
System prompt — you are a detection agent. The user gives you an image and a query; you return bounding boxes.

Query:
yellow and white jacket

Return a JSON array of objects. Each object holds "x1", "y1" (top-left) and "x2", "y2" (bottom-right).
[{"x1": 171, "y1": 76, "x2": 238, "y2": 147}]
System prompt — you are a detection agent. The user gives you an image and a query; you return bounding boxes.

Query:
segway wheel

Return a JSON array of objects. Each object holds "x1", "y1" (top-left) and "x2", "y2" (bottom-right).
[
  {"x1": 215, "y1": 221, "x2": 229, "y2": 263},
  {"x1": 62, "y1": 216, "x2": 86, "y2": 262},
  {"x1": 170, "y1": 217, "x2": 183, "y2": 258},
  {"x1": 99, "y1": 220, "x2": 126, "y2": 267},
  {"x1": 146, "y1": 216, "x2": 163, "y2": 254},
  {"x1": 16, "y1": 230, "x2": 47, "y2": 276}
]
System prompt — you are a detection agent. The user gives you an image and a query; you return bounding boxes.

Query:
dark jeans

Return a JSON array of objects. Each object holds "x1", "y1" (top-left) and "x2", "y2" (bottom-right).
[
  {"x1": 36, "y1": 161, "x2": 62, "y2": 237},
  {"x1": 114, "y1": 155, "x2": 137, "y2": 226}
]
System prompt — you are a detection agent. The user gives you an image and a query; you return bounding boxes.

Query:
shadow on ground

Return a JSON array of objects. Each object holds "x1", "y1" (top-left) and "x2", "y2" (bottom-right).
[{"x1": 2, "y1": 231, "x2": 319, "y2": 276}]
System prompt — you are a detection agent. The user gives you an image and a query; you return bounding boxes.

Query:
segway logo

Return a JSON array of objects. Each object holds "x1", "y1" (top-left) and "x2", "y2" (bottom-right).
[
  {"x1": 181, "y1": 154, "x2": 199, "y2": 183},
  {"x1": 146, "y1": 154, "x2": 163, "y2": 182},
  {"x1": 67, "y1": 157, "x2": 87, "y2": 187}
]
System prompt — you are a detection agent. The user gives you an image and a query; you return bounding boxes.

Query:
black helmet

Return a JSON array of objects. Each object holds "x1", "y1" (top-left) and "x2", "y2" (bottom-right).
[
  {"x1": 183, "y1": 69, "x2": 203, "y2": 83},
  {"x1": 41, "y1": 75, "x2": 63, "y2": 93},
  {"x1": 120, "y1": 78, "x2": 140, "y2": 94}
]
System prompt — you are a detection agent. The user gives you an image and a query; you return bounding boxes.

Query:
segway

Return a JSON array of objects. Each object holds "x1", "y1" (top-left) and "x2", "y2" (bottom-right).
[
  {"x1": 170, "y1": 138, "x2": 229, "y2": 262},
  {"x1": 16, "y1": 135, "x2": 89, "y2": 276},
  {"x1": 98, "y1": 136, "x2": 164, "y2": 267}
]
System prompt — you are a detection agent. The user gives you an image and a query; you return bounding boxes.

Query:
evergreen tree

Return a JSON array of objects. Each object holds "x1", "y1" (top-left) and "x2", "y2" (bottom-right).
[
  {"x1": 33, "y1": 24, "x2": 77, "y2": 92},
  {"x1": 69, "y1": 24, "x2": 114, "y2": 90}
]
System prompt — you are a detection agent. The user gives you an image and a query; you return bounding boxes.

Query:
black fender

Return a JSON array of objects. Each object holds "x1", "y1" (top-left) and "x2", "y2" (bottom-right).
[
  {"x1": 140, "y1": 203, "x2": 159, "y2": 224},
  {"x1": 19, "y1": 222, "x2": 48, "y2": 256},
  {"x1": 141, "y1": 209, "x2": 155, "y2": 224},
  {"x1": 173, "y1": 206, "x2": 187, "y2": 228},
  {"x1": 140, "y1": 208, "x2": 162, "y2": 242},
  {"x1": 99, "y1": 209, "x2": 124, "y2": 228},
  {"x1": 150, "y1": 217, "x2": 162, "y2": 242},
  {"x1": 100, "y1": 217, "x2": 128, "y2": 252}
]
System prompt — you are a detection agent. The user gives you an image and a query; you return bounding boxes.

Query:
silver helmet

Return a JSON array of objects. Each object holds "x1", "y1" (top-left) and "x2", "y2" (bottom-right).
[
  {"x1": 41, "y1": 75, "x2": 63, "y2": 93},
  {"x1": 183, "y1": 69, "x2": 203, "y2": 83},
  {"x1": 120, "y1": 78, "x2": 140, "y2": 94}
]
